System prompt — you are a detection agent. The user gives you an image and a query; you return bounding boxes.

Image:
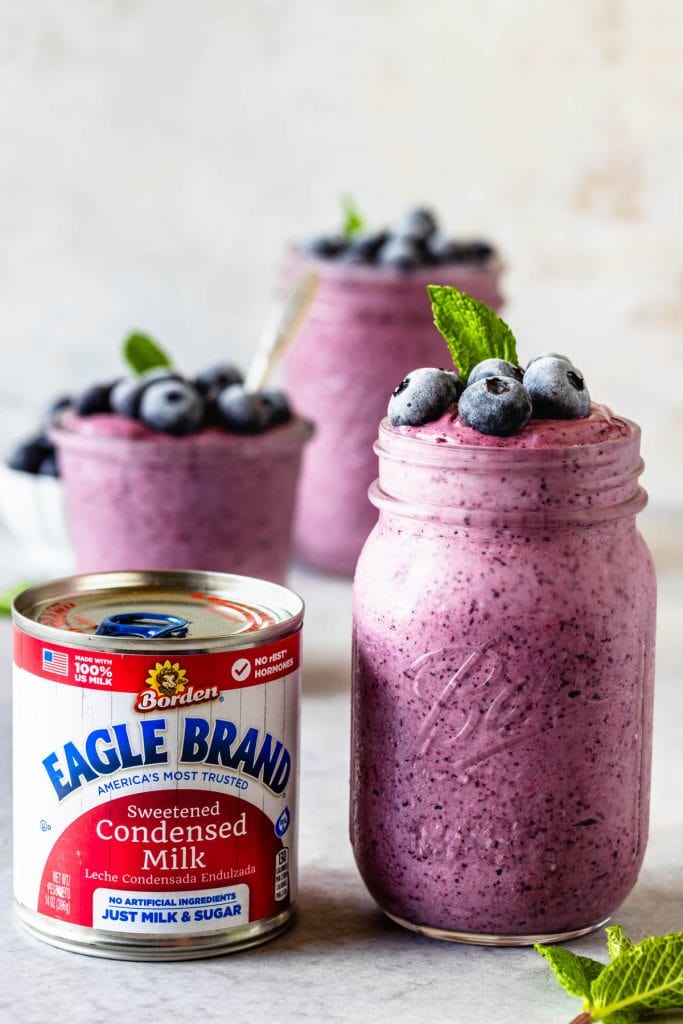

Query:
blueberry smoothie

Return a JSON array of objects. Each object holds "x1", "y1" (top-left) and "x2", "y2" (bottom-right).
[
  {"x1": 49, "y1": 354, "x2": 311, "y2": 583},
  {"x1": 351, "y1": 291, "x2": 656, "y2": 943},
  {"x1": 283, "y1": 208, "x2": 504, "y2": 575}
]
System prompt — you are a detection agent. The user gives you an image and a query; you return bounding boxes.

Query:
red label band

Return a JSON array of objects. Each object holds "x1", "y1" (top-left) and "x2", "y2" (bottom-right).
[
  {"x1": 38, "y1": 790, "x2": 289, "y2": 928},
  {"x1": 13, "y1": 626, "x2": 300, "y2": 696}
]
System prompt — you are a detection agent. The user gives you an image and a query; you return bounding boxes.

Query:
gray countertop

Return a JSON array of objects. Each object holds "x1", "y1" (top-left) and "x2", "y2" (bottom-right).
[{"x1": 1, "y1": 516, "x2": 681, "y2": 1024}]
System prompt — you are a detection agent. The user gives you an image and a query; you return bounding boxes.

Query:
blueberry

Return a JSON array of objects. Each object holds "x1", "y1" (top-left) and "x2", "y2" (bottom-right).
[
  {"x1": 339, "y1": 231, "x2": 388, "y2": 265},
  {"x1": 74, "y1": 382, "x2": 115, "y2": 416},
  {"x1": 427, "y1": 235, "x2": 468, "y2": 264},
  {"x1": 7, "y1": 435, "x2": 52, "y2": 473},
  {"x1": 259, "y1": 388, "x2": 292, "y2": 427},
  {"x1": 37, "y1": 449, "x2": 59, "y2": 477},
  {"x1": 377, "y1": 237, "x2": 422, "y2": 271},
  {"x1": 43, "y1": 394, "x2": 72, "y2": 425},
  {"x1": 194, "y1": 363, "x2": 243, "y2": 398},
  {"x1": 522, "y1": 357, "x2": 591, "y2": 419},
  {"x1": 526, "y1": 351, "x2": 571, "y2": 368},
  {"x1": 458, "y1": 377, "x2": 533, "y2": 436},
  {"x1": 302, "y1": 235, "x2": 348, "y2": 259},
  {"x1": 388, "y1": 367, "x2": 461, "y2": 427},
  {"x1": 457, "y1": 240, "x2": 495, "y2": 264},
  {"x1": 444, "y1": 369, "x2": 466, "y2": 399},
  {"x1": 139, "y1": 379, "x2": 205, "y2": 436},
  {"x1": 468, "y1": 359, "x2": 524, "y2": 386},
  {"x1": 111, "y1": 369, "x2": 180, "y2": 419},
  {"x1": 216, "y1": 385, "x2": 271, "y2": 433},
  {"x1": 391, "y1": 207, "x2": 438, "y2": 243}
]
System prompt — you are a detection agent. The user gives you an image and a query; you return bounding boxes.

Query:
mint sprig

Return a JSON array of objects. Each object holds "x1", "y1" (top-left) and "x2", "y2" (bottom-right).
[
  {"x1": 123, "y1": 332, "x2": 173, "y2": 376},
  {"x1": 0, "y1": 580, "x2": 33, "y2": 616},
  {"x1": 535, "y1": 925, "x2": 683, "y2": 1023},
  {"x1": 427, "y1": 285, "x2": 518, "y2": 379},
  {"x1": 341, "y1": 194, "x2": 365, "y2": 239}
]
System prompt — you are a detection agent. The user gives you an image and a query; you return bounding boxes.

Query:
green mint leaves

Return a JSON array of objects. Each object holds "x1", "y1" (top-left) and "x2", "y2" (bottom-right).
[
  {"x1": 341, "y1": 194, "x2": 365, "y2": 239},
  {"x1": 535, "y1": 944, "x2": 605, "y2": 1001},
  {"x1": 535, "y1": 926, "x2": 683, "y2": 1022},
  {"x1": 427, "y1": 285, "x2": 518, "y2": 380},
  {"x1": 123, "y1": 332, "x2": 173, "y2": 376},
  {"x1": 0, "y1": 580, "x2": 32, "y2": 616},
  {"x1": 605, "y1": 925, "x2": 633, "y2": 961}
]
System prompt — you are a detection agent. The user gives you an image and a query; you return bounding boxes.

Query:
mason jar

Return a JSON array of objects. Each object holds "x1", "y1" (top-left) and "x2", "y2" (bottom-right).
[
  {"x1": 283, "y1": 256, "x2": 504, "y2": 575},
  {"x1": 351, "y1": 416, "x2": 656, "y2": 944}
]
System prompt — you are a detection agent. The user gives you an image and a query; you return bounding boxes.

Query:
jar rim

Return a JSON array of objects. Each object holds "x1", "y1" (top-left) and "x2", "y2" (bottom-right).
[{"x1": 375, "y1": 415, "x2": 640, "y2": 470}]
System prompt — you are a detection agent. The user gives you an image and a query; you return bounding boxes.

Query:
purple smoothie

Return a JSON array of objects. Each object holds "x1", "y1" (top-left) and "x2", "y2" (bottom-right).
[
  {"x1": 283, "y1": 256, "x2": 504, "y2": 575},
  {"x1": 50, "y1": 411, "x2": 312, "y2": 583},
  {"x1": 351, "y1": 408, "x2": 656, "y2": 942}
]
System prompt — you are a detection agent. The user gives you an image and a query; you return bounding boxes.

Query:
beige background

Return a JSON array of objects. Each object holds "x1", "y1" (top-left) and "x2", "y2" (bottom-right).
[{"x1": 1, "y1": 0, "x2": 681, "y2": 508}]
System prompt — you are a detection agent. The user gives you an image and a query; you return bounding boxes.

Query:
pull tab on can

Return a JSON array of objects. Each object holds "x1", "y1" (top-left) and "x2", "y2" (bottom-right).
[{"x1": 94, "y1": 612, "x2": 189, "y2": 639}]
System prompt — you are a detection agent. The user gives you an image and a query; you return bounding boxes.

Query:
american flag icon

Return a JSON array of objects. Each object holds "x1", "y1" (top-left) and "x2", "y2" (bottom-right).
[{"x1": 42, "y1": 648, "x2": 69, "y2": 676}]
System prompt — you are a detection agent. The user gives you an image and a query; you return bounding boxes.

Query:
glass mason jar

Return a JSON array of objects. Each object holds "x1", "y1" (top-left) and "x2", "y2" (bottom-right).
[
  {"x1": 351, "y1": 417, "x2": 656, "y2": 945},
  {"x1": 283, "y1": 256, "x2": 504, "y2": 575}
]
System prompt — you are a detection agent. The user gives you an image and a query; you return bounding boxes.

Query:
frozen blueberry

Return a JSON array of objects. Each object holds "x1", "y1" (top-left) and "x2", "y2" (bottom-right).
[
  {"x1": 37, "y1": 449, "x2": 59, "y2": 477},
  {"x1": 216, "y1": 385, "x2": 271, "y2": 433},
  {"x1": 388, "y1": 367, "x2": 461, "y2": 427},
  {"x1": 468, "y1": 359, "x2": 524, "y2": 386},
  {"x1": 391, "y1": 207, "x2": 438, "y2": 243},
  {"x1": 522, "y1": 357, "x2": 591, "y2": 419},
  {"x1": 7, "y1": 435, "x2": 52, "y2": 473},
  {"x1": 139, "y1": 379, "x2": 205, "y2": 436},
  {"x1": 194, "y1": 363, "x2": 244, "y2": 399},
  {"x1": 444, "y1": 369, "x2": 466, "y2": 399},
  {"x1": 43, "y1": 394, "x2": 72, "y2": 426},
  {"x1": 526, "y1": 351, "x2": 571, "y2": 368},
  {"x1": 377, "y1": 237, "x2": 422, "y2": 271},
  {"x1": 259, "y1": 388, "x2": 292, "y2": 427},
  {"x1": 302, "y1": 235, "x2": 347, "y2": 259},
  {"x1": 458, "y1": 377, "x2": 533, "y2": 436},
  {"x1": 427, "y1": 235, "x2": 467, "y2": 264},
  {"x1": 339, "y1": 231, "x2": 388, "y2": 265},
  {"x1": 74, "y1": 382, "x2": 115, "y2": 416},
  {"x1": 457, "y1": 240, "x2": 495, "y2": 264},
  {"x1": 111, "y1": 369, "x2": 180, "y2": 419}
]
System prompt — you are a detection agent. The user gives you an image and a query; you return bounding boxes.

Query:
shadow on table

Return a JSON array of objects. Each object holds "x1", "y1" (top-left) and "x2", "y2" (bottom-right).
[{"x1": 254, "y1": 868, "x2": 397, "y2": 957}]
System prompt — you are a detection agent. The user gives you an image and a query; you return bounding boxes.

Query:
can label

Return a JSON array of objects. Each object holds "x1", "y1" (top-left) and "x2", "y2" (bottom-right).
[{"x1": 13, "y1": 626, "x2": 300, "y2": 939}]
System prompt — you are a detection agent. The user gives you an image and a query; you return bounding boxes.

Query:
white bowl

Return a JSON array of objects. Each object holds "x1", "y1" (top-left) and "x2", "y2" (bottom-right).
[{"x1": 0, "y1": 463, "x2": 71, "y2": 553}]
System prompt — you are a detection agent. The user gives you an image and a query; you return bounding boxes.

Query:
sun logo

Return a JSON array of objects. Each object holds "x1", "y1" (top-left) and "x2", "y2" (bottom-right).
[{"x1": 145, "y1": 660, "x2": 188, "y2": 698}]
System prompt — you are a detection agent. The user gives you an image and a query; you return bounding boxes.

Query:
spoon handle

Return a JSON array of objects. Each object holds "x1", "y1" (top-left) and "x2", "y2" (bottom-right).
[{"x1": 244, "y1": 272, "x2": 319, "y2": 392}]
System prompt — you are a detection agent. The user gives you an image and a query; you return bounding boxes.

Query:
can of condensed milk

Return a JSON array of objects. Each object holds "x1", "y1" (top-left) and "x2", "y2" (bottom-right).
[{"x1": 12, "y1": 570, "x2": 303, "y2": 960}]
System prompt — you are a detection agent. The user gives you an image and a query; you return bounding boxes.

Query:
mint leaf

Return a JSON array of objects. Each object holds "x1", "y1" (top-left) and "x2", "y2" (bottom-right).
[
  {"x1": 534, "y1": 943, "x2": 605, "y2": 1000},
  {"x1": 596, "y1": 1013, "x2": 638, "y2": 1024},
  {"x1": 123, "y1": 332, "x2": 172, "y2": 375},
  {"x1": 341, "y1": 194, "x2": 365, "y2": 239},
  {"x1": 589, "y1": 932, "x2": 683, "y2": 1020},
  {"x1": 427, "y1": 285, "x2": 518, "y2": 379},
  {"x1": 605, "y1": 925, "x2": 633, "y2": 961},
  {"x1": 536, "y1": 926, "x2": 683, "y2": 1023},
  {"x1": 0, "y1": 580, "x2": 32, "y2": 616}
]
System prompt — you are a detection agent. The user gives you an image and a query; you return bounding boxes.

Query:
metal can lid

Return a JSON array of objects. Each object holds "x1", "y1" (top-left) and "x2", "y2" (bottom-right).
[{"x1": 12, "y1": 570, "x2": 304, "y2": 653}]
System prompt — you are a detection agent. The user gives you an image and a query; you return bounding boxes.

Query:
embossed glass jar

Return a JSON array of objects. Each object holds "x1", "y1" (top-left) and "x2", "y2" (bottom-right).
[{"x1": 351, "y1": 417, "x2": 656, "y2": 945}]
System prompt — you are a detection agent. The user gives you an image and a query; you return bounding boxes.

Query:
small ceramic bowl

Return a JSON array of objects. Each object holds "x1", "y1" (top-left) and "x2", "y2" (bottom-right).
[{"x1": 0, "y1": 463, "x2": 71, "y2": 554}]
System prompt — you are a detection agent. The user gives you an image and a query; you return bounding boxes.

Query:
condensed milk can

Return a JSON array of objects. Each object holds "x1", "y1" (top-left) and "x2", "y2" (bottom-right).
[{"x1": 12, "y1": 570, "x2": 303, "y2": 960}]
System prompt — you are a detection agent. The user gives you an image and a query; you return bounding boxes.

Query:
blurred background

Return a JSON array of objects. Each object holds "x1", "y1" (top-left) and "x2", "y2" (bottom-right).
[{"x1": 1, "y1": 0, "x2": 681, "y2": 514}]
